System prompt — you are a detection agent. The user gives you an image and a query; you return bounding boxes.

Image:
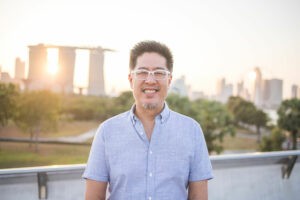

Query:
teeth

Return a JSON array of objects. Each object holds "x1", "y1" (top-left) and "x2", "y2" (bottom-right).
[{"x1": 144, "y1": 89, "x2": 156, "y2": 93}]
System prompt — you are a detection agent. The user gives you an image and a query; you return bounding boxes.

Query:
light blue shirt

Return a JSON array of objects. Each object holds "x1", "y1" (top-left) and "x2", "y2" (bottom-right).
[{"x1": 83, "y1": 103, "x2": 213, "y2": 200}]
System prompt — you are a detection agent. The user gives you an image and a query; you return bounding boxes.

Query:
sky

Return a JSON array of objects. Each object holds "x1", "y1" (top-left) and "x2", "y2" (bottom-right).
[{"x1": 0, "y1": 0, "x2": 300, "y2": 98}]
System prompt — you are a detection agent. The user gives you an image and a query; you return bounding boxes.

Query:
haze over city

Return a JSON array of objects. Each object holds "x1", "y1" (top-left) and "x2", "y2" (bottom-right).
[{"x1": 0, "y1": 0, "x2": 299, "y2": 98}]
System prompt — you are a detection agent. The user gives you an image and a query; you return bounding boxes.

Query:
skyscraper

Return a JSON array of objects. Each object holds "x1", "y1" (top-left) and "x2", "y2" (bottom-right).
[
  {"x1": 58, "y1": 47, "x2": 76, "y2": 94},
  {"x1": 291, "y1": 84, "x2": 298, "y2": 99},
  {"x1": 169, "y1": 75, "x2": 189, "y2": 97},
  {"x1": 252, "y1": 67, "x2": 263, "y2": 107},
  {"x1": 88, "y1": 47, "x2": 105, "y2": 96},
  {"x1": 215, "y1": 78, "x2": 233, "y2": 103},
  {"x1": 262, "y1": 79, "x2": 283, "y2": 109},
  {"x1": 15, "y1": 57, "x2": 25, "y2": 80},
  {"x1": 28, "y1": 44, "x2": 47, "y2": 81}
]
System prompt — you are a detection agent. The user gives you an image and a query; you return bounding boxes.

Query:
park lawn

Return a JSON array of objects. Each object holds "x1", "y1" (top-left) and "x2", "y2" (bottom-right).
[
  {"x1": 221, "y1": 133, "x2": 259, "y2": 151},
  {"x1": 43, "y1": 120, "x2": 100, "y2": 138},
  {"x1": 0, "y1": 142, "x2": 91, "y2": 169},
  {"x1": 0, "y1": 120, "x2": 97, "y2": 169},
  {"x1": 0, "y1": 120, "x2": 100, "y2": 139}
]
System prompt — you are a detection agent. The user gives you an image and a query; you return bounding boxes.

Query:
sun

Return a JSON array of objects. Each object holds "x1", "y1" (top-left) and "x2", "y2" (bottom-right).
[
  {"x1": 248, "y1": 71, "x2": 256, "y2": 81},
  {"x1": 47, "y1": 48, "x2": 59, "y2": 75}
]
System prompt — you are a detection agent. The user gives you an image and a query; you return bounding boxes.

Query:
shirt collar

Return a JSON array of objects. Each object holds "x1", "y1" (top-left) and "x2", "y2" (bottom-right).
[{"x1": 129, "y1": 102, "x2": 170, "y2": 125}]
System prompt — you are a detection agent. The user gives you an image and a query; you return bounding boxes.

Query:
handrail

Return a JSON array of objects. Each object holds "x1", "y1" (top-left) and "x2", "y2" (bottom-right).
[{"x1": 0, "y1": 150, "x2": 299, "y2": 175}]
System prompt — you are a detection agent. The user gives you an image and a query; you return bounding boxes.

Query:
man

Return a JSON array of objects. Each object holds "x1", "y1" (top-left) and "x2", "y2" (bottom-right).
[{"x1": 83, "y1": 40, "x2": 213, "y2": 200}]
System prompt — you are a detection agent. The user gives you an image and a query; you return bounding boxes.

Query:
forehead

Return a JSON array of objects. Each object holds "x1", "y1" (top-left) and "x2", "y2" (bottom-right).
[{"x1": 135, "y1": 52, "x2": 167, "y2": 70}]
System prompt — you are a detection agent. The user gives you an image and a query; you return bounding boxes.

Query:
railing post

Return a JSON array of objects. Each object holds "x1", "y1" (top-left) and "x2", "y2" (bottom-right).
[
  {"x1": 37, "y1": 172, "x2": 48, "y2": 199},
  {"x1": 281, "y1": 155, "x2": 298, "y2": 179}
]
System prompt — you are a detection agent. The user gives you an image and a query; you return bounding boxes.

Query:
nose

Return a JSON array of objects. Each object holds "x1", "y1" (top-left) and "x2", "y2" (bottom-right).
[{"x1": 145, "y1": 72, "x2": 156, "y2": 83}]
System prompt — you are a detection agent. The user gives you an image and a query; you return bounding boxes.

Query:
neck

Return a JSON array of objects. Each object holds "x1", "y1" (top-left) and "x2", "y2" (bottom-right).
[
  {"x1": 134, "y1": 102, "x2": 164, "y2": 122},
  {"x1": 134, "y1": 104, "x2": 164, "y2": 140}
]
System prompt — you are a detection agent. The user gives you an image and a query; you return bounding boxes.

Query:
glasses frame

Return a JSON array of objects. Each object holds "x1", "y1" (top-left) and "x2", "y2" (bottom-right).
[{"x1": 131, "y1": 69, "x2": 171, "y2": 80}]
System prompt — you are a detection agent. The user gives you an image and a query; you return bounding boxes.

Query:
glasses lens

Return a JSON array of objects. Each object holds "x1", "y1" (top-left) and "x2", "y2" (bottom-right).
[
  {"x1": 134, "y1": 70, "x2": 148, "y2": 80},
  {"x1": 154, "y1": 70, "x2": 168, "y2": 79},
  {"x1": 132, "y1": 69, "x2": 169, "y2": 80}
]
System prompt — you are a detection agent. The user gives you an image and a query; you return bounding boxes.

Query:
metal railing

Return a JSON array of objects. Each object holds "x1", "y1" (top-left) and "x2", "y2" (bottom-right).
[{"x1": 0, "y1": 150, "x2": 299, "y2": 200}]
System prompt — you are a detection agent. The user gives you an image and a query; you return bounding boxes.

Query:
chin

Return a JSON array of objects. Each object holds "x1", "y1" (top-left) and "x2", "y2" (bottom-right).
[{"x1": 142, "y1": 102, "x2": 159, "y2": 110}]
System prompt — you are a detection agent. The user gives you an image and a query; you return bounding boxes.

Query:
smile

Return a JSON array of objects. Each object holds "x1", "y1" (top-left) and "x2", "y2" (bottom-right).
[{"x1": 142, "y1": 88, "x2": 159, "y2": 93}]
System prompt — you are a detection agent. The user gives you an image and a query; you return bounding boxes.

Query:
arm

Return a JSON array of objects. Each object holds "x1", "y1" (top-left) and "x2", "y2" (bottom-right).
[
  {"x1": 188, "y1": 180, "x2": 208, "y2": 200},
  {"x1": 85, "y1": 179, "x2": 108, "y2": 200}
]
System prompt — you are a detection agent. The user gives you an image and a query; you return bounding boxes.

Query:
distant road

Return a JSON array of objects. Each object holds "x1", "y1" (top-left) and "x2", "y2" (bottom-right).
[
  {"x1": 0, "y1": 128, "x2": 97, "y2": 145},
  {"x1": 56, "y1": 128, "x2": 97, "y2": 143}
]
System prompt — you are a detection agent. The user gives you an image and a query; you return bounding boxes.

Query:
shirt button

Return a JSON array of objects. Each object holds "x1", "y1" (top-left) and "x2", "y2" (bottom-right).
[
  {"x1": 149, "y1": 172, "x2": 152, "y2": 177},
  {"x1": 149, "y1": 150, "x2": 153, "y2": 154},
  {"x1": 140, "y1": 132, "x2": 143, "y2": 135},
  {"x1": 148, "y1": 197, "x2": 152, "y2": 200}
]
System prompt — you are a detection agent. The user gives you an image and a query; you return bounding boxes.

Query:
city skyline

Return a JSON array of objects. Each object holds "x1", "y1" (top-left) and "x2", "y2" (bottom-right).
[{"x1": 1, "y1": 0, "x2": 300, "y2": 98}]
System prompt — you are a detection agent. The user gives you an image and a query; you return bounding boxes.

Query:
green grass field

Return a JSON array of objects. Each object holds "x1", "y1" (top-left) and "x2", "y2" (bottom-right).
[
  {"x1": 0, "y1": 141, "x2": 91, "y2": 169},
  {"x1": 0, "y1": 120, "x2": 97, "y2": 169}
]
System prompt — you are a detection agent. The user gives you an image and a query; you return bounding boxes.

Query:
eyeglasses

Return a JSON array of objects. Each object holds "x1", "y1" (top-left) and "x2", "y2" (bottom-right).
[{"x1": 131, "y1": 69, "x2": 171, "y2": 80}]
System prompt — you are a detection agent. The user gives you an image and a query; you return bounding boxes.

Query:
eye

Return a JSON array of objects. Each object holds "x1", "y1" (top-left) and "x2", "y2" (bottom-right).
[
  {"x1": 136, "y1": 70, "x2": 148, "y2": 76},
  {"x1": 153, "y1": 70, "x2": 169, "y2": 79},
  {"x1": 154, "y1": 70, "x2": 167, "y2": 76}
]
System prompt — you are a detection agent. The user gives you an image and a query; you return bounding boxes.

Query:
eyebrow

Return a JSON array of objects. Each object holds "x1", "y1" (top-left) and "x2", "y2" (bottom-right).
[{"x1": 136, "y1": 66, "x2": 168, "y2": 70}]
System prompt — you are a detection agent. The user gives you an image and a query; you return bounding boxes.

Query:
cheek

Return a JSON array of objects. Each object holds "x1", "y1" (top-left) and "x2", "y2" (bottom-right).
[{"x1": 128, "y1": 76, "x2": 135, "y2": 89}]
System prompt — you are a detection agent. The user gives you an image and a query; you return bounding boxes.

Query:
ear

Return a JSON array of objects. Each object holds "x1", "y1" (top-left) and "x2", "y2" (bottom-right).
[
  {"x1": 167, "y1": 74, "x2": 172, "y2": 88},
  {"x1": 128, "y1": 73, "x2": 134, "y2": 89}
]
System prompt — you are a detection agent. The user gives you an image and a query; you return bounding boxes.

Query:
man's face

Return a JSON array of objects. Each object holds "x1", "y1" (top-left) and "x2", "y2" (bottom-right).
[{"x1": 128, "y1": 52, "x2": 172, "y2": 111}]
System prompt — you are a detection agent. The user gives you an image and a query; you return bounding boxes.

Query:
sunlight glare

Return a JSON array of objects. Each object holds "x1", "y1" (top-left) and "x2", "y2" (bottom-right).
[
  {"x1": 47, "y1": 48, "x2": 59, "y2": 75},
  {"x1": 248, "y1": 71, "x2": 256, "y2": 81}
]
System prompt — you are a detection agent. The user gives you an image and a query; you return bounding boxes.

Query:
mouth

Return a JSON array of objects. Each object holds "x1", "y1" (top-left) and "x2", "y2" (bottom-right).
[{"x1": 142, "y1": 88, "x2": 159, "y2": 94}]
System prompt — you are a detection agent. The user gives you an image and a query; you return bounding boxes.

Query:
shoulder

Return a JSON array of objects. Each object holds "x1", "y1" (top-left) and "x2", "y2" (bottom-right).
[
  {"x1": 169, "y1": 110, "x2": 200, "y2": 128},
  {"x1": 101, "y1": 110, "x2": 130, "y2": 127},
  {"x1": 95, "y1": 110, "x2": 131, "y2": 137}
]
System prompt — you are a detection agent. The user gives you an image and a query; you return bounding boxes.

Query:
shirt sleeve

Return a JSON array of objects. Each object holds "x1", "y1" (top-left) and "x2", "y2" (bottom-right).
[
  {"x1": 189, "y1": 123, "x2": 214, "y2": 182},
  {"x1": 82, "y1": 124, "x2": 109, "y2": 182}
]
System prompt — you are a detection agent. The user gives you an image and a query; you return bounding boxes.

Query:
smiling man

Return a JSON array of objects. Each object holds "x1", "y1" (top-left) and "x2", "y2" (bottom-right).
[{"x1": 83, "y1": 40, "x2": 213, "y2": 200}]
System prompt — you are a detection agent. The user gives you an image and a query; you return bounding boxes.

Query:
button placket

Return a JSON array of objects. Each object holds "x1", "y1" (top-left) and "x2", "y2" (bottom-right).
[{"x1": 146, "y1": 117, "x2": 161, "y2": 200}]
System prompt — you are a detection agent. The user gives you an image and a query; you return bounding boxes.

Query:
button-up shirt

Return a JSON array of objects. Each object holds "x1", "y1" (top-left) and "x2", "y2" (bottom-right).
[{"x1": 83, "y1": 103, "x2": 213, "y2": 200}]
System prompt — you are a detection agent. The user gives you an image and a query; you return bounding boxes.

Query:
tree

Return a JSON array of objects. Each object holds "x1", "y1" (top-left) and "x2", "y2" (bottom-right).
[
  {"x1": 277, "y1": 98, "x2": 300, "y2": 150},
  {"x1": 167, "y1": 94, "x2": 235, "y2": 154},
  {"x1": 13, "y1": 90, "x2": 60, "y2": 151},
  {"x1": 259, "y1": 127, "x2": 285, "y2": 152},
  {"x1": 0, "y1": 83, "x2": 19, "y2": 127},
  {"x1": 61, "y1": 95, "x2": 111, "y2": 121},
  {"x1": 166, "y1": 94, "x2": 194, "y2": 116},
  {"x1": 227, "y1": 96, "x2": 257, "y2": 125},
  {"x1": 112, "y1": 91, "x2": 134, "y2": 114},
  {"x1": 249, "y1": 109, "x2": 268, "y2": 143},
  {"x1": 191, "y1": 99, "x2": 235, "y2": 154},
  {"x1": 227, "y1": 96, "x2": 268, "y2": 143}
]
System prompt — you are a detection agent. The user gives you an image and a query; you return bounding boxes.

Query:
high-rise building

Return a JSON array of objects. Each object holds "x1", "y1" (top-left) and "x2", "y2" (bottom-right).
[
  {"x1": 262, "y1": 79, "x2": 283, "y2": 109},
  {"x1": 28, "y1": 44, "x2": 48, "y2": 90},
  {"x1": 215, "y1": 78, "x2": 233, "y2": 103},
  {"x1": 28, "y1": 44, "x2": 47, "y2": 81},
  {"x1": 236, "y1": 81, "x2": 251, "y2": 101},
  {"x1": 169, "y1": 75, "x2": 189, "y2": 97},
  {"x1": 58, "y1": 47, "x2": 76, "y2": 94},
  {"x1": 0, "y1": 72, "x2": 11, "y2": 83},
  {"x1": 87, "y1": 47, "x2": 105, "y2": 96},
  {"x1": 27, "y1": 44, "x2": 111, "y2": 95},
  {"x1": 237, "y1": 81, "x2": 244, "y2": 97},
  {"x1": 15, "y1": 57, "x2": 25, "y2": 80},
  {"x1": 291, "y1": 84, "x2": 298, "y2": 99},
  {"x1": 216, "y1": 78, "x2": 225, "y2": 97},
  {"x1": 252, "y1": 67, "x2": 263, "y2": 107}
]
